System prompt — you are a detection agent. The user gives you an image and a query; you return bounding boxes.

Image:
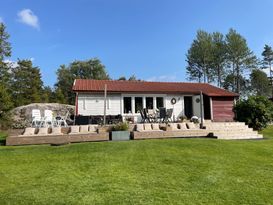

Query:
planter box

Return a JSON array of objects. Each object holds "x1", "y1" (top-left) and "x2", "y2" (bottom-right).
[{"x1": 111, "y1": 131, "x2": 130, "y2": 141}]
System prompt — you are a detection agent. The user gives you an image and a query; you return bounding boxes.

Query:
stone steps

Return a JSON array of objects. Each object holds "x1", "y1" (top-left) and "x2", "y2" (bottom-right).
[
  {"x1": 217, "y1": 134, "x2": 263, "y2": 140},
  {"x1": 204, "y1": 122, "x2": 263, "y2": 140}
]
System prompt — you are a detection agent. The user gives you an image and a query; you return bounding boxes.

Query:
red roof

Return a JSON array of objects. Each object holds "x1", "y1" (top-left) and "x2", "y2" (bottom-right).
[{"x1": 72, "y1": 79, "x2": 239, "y2": 97}]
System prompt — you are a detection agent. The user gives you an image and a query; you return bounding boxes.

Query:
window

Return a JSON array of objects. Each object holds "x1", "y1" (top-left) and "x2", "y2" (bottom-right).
[
  {"x1": 123, "y1": 97, "x2": 132, "y2": 113},
  {"x1": 135, "y1": 97, "x2": 143, "y2": 113},
  {"x1": 156, "y1": 97, "x2": 164, "y2": 109},
  {"x1": 146, "y1": 97, "x2": 153, "y2": 109}
]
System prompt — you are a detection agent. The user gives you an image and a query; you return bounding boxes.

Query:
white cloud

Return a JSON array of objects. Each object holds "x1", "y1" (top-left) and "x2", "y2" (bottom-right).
[
  {"x1": 0, "y1": 17, "x2": 3, "y2": 23},
  {"x1": 146, "y1": 74, "x2": 177, "y2": 82},
  {"x1": 17, "y1": 9, "x2": 39, "y2": 29}
]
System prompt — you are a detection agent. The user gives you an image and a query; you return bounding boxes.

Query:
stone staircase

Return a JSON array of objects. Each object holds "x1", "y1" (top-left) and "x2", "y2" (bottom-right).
[{"x1": 203, "y1": 122, "x2": 263, "y2": 140}]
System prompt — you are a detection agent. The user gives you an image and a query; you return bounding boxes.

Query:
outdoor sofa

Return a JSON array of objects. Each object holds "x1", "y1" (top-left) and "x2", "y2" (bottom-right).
[
  {"x1": 6, "y1": 125, "x2": 109, "y2": 146},
  {"x1": 132, "y1": 122, "x2": 211, "y2": 140}
]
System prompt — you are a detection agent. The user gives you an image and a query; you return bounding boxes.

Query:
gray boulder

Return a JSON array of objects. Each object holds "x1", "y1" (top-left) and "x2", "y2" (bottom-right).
[{"x1": 11, "y1": 103, "x2": 75, "y2": 128}]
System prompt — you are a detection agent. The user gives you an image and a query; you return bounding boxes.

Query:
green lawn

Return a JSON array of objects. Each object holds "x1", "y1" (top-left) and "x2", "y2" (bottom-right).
[{"x1": 0, "y1": 127, "x2": 273, "y2": 204}]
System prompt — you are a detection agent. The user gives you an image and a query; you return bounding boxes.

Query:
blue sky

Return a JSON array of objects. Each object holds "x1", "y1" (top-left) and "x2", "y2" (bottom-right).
[{"x1": 1, "y1": 0, "x2": 273, "y2": 87}]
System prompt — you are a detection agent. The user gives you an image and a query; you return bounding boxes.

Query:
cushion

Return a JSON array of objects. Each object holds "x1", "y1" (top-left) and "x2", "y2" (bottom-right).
[
  {"x1": 51, "y1": 127, "x2": 63, "y2": 135},
  {"x1": 169, "y1": 123, "x2": 179, "y2": 130},
  {"x1": 144, "y1": 124, "x2": 152, "y2": 131},
  {"x1": 136, "y1": 124, "x2": 144, "y2": 132},
  {"x1": 89, "y1": 125, "x2": 97, "y2": 132},
  {"x1": 37, "y1": 128, "x2": 48, "y2": 135},
  {"x1": 23, "y1": 127, "x2": 36, "y2": 136},
  {"x1": 80, "y1": 125, "x2": 89, "y2": 133},
  {"x1": 178, "y1": 123, "x2": 187, "y2": 130},
  {"x1": 187, "y1": 122, "x2": 198, "y2": 129},
  {"x1": 70, "y1": 126, "x2": 80, "y2": 134},
  {"x1": 152, "y1": 123, "x2": 160, "y2": 130}
]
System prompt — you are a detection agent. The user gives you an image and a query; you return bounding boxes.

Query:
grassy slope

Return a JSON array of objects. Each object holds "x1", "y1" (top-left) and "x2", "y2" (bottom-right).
[{"x1": 0, "y1": 127, "x2": 273, "y2": 204}]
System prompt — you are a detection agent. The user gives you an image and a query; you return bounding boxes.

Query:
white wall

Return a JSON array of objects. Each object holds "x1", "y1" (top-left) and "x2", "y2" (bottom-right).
[
  {"x1": 78, "y1": 93, "x2": 121, "y2": 116},
  {"x1": 165, "y1": 95, "x2": 184, "y2": 121},
  {"x1": 77, "y1": 93, "x2": 202, "y2": 122}
]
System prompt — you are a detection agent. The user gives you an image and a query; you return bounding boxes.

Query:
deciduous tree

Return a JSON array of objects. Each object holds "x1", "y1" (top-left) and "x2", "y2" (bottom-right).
[
  {"x1": 250, "y1": 69, "x2": 271, "y2": 97},
  {"x1": 55, "y1": 58, "x2": 110, "y2": 104}
]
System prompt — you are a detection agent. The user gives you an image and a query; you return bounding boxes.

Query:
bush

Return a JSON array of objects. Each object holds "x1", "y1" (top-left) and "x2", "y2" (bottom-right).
[
  {"x1": 190, "y1": 116, "x2": 199, "y2": 124},
  {"x1": 233, "y1": 96, "x2": 273, "y2": 130},
  {"x1": 0, "y1": 112, "x2": 12, "y2": 130},
  {"x1": 112, "y1": 122, "x2": 129, "y2": 131},
  {"x1": 179, "y1": 115, "x2": 187, "y2": 122}
]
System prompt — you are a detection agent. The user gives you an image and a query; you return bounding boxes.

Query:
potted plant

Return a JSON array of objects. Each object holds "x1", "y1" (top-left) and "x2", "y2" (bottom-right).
[
  {"x1": 179, "y1": 115, "x2": 187, "y2": 122},
  {"x1": 111, "y1": 122, "x2": 130, "y2": 141}
]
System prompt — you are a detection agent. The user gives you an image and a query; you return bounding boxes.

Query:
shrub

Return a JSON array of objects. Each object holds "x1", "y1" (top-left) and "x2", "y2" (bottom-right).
[
  {"x1": 112, "y1": 122, "x2": 129, "y2": 131},
  {"x1": 0, "y1": 112, "x2": 12, "y2": 130},
  {"x1": 179, "y1": 115, "x2": 187, "y2": 122},
  {"x1": 190, "y1": 116, "x2": 199, "y2": 124},
  {"x1": 233, "y1": 96, "x2": 273, "y2": 130}
]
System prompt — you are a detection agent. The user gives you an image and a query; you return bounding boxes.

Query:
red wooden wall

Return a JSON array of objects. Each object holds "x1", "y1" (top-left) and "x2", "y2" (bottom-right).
[{"x1": 212, "y1": 97, "x2": 235, "y2": 122}]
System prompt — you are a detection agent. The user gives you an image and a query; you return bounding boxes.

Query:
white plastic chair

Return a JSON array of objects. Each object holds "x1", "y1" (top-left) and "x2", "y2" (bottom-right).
[
  {"x1": 43, "y1": 110, "x2": 55, "y2": 127},
  {"x1": 56, "y1": 112, "x2": 69, "y2": 127},
  {"x1": 31, "y1": 109, "x2": 42, "y2": 127}
]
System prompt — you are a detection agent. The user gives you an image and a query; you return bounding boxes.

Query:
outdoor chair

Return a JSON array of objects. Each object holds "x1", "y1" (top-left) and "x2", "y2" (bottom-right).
[
  {"x1": 31, "y1": 109, "x2": 43, "y2": 127},
  {"x1": 166, "y1": 109, "x2": 173, "y2": 122},
  {"x1": 56, "y1": 112, "x2": 69, "y2": 127},
  {"x1": 140, "y1": 109, "x2": 149, "y2": 123},
  {"x1": 43, "y1": 110, "x2": 56, "y2": 127},
  {"x1": 159, "y1": 107, "x2": 166, "y2": 123},
  {"x1": 147, "y1": 109, "x2": 156, "y2": 122},
  {"x1": 144, "y1": 109, "x2": 152, "y2": 123}
]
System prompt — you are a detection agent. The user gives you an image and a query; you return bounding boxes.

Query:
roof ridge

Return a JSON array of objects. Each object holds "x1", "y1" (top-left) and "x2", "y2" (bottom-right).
[{"x1": 75, "y1": 78, "x2": 209, "y2": 84}]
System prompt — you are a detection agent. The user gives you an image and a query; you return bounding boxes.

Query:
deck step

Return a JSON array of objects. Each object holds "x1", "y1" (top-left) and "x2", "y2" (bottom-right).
[{"x1": 203, "y1": 122, "x2": 263, "y2": 140}]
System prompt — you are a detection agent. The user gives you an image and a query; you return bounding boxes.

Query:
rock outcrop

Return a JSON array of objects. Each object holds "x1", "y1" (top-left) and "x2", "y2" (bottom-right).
[{"x1": 11, "y1": 103, "x2": 75, "y2": 128}]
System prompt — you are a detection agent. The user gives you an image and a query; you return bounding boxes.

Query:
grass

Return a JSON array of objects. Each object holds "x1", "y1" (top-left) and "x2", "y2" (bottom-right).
[{"x1": 0, "y1": 127, "x2": 273, "y2": 204}]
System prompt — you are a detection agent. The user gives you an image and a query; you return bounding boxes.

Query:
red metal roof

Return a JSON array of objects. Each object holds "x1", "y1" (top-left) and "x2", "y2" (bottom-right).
[{"x1": 72, "y1": 79, "x2": 239, "y2": 97}]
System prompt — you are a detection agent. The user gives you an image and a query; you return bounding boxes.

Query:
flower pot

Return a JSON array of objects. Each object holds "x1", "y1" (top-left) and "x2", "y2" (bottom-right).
[{"x1": 111, "y1": 131, "x2": 130, "y2": 141}]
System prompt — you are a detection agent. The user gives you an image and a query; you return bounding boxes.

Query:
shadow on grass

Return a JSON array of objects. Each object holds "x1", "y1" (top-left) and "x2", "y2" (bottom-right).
[{"x1": 0, "y1": 139, "x2": 6, "y2": 146}]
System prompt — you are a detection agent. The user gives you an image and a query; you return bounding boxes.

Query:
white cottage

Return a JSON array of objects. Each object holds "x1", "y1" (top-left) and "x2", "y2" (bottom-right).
[{"x1": 73, "y1": 79, "x2": 239, "y2": 122}]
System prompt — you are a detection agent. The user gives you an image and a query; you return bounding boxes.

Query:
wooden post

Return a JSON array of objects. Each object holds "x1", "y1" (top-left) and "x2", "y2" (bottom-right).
[
  {"x1": 103, "y1": 84, "x2": 107, "y2": 125},
  {"x1": 200, "y1": 91, "x2": 204, "y2": 128}
]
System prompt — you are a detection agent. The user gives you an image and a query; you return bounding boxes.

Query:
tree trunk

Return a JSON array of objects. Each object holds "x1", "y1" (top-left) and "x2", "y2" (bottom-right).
[
  {"x1": 232, "y1": 62, "x2": 235, "y2": 92},
  {"x1": 269, "y1": 61, "x2": 273, "y2": 98},
  {"x1": 236, "y1": 65, "x2": 240, "y2": 94},
  {"x1": 217, "y1": 66, "x2": 221, "y2": 87}
]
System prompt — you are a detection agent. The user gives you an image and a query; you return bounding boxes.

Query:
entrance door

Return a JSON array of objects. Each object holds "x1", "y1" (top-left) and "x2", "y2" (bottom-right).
[
  {"x1": 184, "y1": 96, "x2": 193, "y2": 119},
  {"x1": 203, "y1": 95, "x2": 211, "y2": 119}
]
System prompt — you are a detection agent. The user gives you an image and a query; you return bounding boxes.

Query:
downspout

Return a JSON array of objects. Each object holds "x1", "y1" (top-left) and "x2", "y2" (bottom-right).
[
  {"x1": 200, "y1": 91, "x2": 204, "y2": 128},
  {"x1": 210, "y1": 97, "x2": 213, "y2": 121},
  {"x1": 75, "y1": 92, "x2": 78, "y2": 116}
]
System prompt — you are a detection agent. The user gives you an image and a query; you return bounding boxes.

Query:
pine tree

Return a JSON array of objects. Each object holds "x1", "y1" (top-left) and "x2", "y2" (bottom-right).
[
  {"x1": 11, "y1": 60, "x2": 44, "y2": 107},
  {"x1": 212, "y1": 32, "x2": 227, "y2": 87},
  {"x1": 0, "y1": 23, "x2": 13, "y2": 125},
  {"x1": 261, "y1": 44, "x2": 273, "y2": 97},
  {"x1": 225, "y1": 28, "x2": 257, "y2": 94},
  {"x1": 186, "y1": 30, "x2": 214, "y2": 83}
]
